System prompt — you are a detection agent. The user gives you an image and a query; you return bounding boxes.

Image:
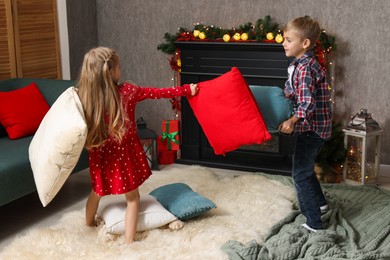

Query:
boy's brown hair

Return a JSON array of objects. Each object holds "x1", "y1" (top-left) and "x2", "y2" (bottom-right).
[{"x1": 284, "y1": 16, "x2": 321, "y2": 49}]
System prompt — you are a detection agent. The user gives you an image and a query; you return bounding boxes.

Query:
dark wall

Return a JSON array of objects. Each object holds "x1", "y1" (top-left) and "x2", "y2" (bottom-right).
[{"x1": 66, "y1": 0, "x2": 98, "y2": 80}]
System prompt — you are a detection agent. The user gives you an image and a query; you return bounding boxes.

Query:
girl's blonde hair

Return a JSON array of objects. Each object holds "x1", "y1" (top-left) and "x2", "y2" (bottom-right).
[
  {"x1": 284, "y1": 16, "x2": 321, "y2": 49},
  {"x1": 77, "y1": 47, "x2": 127, "y2": 149}
]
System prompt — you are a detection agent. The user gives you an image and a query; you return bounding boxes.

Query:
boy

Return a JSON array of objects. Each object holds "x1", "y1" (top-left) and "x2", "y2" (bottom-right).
[{"x1": 279, "y1": 16, "x2": 332, "y2": 232}]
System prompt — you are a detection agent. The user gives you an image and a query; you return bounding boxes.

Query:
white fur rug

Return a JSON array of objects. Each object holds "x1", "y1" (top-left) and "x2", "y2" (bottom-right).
[{"x1": 0, "y1": 166, "x2": 295, "y2": 260}]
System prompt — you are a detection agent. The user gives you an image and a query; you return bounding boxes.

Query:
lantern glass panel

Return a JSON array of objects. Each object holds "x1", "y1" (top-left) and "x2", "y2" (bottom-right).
[
  {"x1": 140, "y1": 139, "x2": 153, "y2": 167},
  {"x1": 365, "y1": 135, "x2": 378, "y2": 182},
  {"x1": 140, "y1": 137, "x2": 158, "y2": 170},
  {"x1": 345, "y1": 135, "x2": 362, "y2": 182}
]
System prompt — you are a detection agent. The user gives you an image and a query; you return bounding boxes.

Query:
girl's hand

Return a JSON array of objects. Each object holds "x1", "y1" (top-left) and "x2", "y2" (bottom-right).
[{"x1": 190, "y1": 83, "x2": 199, "y2": 96}]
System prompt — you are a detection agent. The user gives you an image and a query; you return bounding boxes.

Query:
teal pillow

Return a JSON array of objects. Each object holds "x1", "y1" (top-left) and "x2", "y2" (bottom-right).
[
  {"x1": 249, "y1": 85, "x2": 294, "y2": 133},
  {"x1": 149, "y1": 183, "x2": 216, "y2": 220}
]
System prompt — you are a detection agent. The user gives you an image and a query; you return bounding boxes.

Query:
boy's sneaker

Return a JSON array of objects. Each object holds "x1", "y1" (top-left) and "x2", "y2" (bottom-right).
[
  {"x1": 320, "y1": 204, "x2": 329, "y2": 214},
  {"x1": 301, "y1": 223, "x2": 318, "y2": 233}
]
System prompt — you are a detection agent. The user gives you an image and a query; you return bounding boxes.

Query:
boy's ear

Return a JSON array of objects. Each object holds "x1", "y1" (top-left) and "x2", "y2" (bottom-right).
[{"x1": 303, "y1": 39, "x2": 311, "y2": 49}]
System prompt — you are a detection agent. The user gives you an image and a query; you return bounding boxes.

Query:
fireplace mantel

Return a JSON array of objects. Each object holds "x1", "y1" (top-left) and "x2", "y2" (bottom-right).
[{"x1": 175, "y1": 41, "x2": 295, "y2": 175}]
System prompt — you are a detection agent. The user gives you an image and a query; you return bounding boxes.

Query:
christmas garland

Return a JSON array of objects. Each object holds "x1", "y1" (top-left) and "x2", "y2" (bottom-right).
[{"x1": 158, "y1": 15, "x2": 336, "y2": 71}]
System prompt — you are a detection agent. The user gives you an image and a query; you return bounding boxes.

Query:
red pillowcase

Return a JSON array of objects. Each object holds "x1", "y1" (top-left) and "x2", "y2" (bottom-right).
[
  {"x1": 187, "y1": 67, "x2": 271, "y2": 155},
  {"x1": 0, "y1": 82, "x2": 50, "y2": 139}
]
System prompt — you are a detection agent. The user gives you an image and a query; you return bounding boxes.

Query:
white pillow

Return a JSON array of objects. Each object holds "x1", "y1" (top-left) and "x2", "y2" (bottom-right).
[
  {"x1": 97, "y1": 194, "x2": 178, "y2": 234},
  {"x1": 29, "y1": 87, "x2": 87, "y2": 207}
]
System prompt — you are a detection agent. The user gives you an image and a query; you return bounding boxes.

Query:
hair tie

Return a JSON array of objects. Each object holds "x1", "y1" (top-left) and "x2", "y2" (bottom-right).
[{"x1": 105, "y1": 53, "x2": 113, "y2": 63}]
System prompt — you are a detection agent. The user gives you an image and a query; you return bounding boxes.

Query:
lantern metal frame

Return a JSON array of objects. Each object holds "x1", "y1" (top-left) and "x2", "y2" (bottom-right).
[
  {"x1": 136, "y1": 117, "x2": 159, "y2": 171},
  {"x1": 342, "y1": 129, "x2": 383, "y2": 185}
]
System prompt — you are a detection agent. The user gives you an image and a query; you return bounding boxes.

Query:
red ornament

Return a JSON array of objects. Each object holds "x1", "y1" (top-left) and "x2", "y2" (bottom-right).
[
  {"x1": 169, "y1": 56, "x2": 180, "y2": 71},
  {"x1": 315, "y1": 41, "x2": 326, "y2": 69},
  {"x1": 177, "y1": 32, "x2": 195, "y2": 41},
  {"x1": 169, "y1": 49, "x2": 181, "y2": 71},
  {"x1": 170, "y1": 96, "x2": 181, "y2": 112}
]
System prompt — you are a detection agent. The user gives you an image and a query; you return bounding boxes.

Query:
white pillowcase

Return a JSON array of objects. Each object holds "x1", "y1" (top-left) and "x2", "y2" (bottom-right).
[
  {"x1": 97, "y1": 194, "x2": 178, "y2": 234},
  {"x1": 29, "y1": 87, "x2": 87, "y2": 207}
]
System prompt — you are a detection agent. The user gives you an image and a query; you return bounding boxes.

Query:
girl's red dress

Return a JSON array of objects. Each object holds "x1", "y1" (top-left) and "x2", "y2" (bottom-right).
[{"x1": 88, "y1": 82, "x2": 191, "y2": 196}]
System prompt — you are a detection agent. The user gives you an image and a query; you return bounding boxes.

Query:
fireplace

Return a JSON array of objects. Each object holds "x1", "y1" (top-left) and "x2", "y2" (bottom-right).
[{"x1": 175, "y1": 41, "x2": 295, "y2": 175}]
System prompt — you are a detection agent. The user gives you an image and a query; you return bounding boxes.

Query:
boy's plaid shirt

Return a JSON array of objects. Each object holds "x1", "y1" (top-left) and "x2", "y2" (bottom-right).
[{"x1": 284, "y1": 51, "x2": 332, "y2": 140}]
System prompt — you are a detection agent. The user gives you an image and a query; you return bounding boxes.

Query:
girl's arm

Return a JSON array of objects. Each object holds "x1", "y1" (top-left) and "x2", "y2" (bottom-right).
[{"x1": 134, "y1": 84, "x2": 196, "y2": 102}]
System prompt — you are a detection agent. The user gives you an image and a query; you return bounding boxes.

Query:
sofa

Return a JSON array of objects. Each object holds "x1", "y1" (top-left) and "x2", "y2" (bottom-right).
[{"x1": 0, "y1": 78, "x2": 89, "y2": 207}]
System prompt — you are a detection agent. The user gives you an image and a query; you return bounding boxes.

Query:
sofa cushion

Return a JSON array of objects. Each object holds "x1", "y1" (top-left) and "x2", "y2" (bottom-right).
[
  {"x1": 0, "y1": 78, "x2": 76, "y2": 106},
  {"x1": 29, "y1": 87, "x2": 87, "y2": 207},
  {"x1": 0, "y1": 134, "x2": 89, "y2": 207},
  {"x1": 0, "y1": 82, "x2": 50, "y2": 139},
  {"x1": 0, "y1": 136, "x2": 36, "y2": 205},
  {"x1": 187, "y1": 67, "x2": 271, "y2": 155}
]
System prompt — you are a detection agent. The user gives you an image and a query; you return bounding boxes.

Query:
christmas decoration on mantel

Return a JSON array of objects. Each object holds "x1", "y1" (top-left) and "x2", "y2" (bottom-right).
[{"x1": 158, "y1": 15, "x2": 336, "y2": 70}]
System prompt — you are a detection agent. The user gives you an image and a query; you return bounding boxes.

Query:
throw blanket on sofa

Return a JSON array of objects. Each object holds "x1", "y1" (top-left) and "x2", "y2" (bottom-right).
[{"x1": 222, "y1": 184, "x2": 390, "y2": 260}]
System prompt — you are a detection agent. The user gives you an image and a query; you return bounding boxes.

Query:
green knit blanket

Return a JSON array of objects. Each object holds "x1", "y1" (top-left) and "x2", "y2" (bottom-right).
[{"x1": 222, "y1": 183, "x2": 390, "y2": 260}]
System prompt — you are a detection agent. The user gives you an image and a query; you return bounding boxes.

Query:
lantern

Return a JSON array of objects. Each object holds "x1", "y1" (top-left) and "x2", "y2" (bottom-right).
[
  {"x1": 136, "y1": 117, "x2": 159, "y2": 170},
  {"x1": 343, "y1": 109, "x2": 382, "y2": 185}
]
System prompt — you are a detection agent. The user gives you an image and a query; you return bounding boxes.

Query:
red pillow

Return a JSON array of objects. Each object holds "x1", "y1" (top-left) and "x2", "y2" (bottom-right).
[
  {"x1": 0, "y1": 82, "x2": 50, "y2": 139},
  {"x1": 187, "y1": 67, "x2": 271, "y2": 155}
]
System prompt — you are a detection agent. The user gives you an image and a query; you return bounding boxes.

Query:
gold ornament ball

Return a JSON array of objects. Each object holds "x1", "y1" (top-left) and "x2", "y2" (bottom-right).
[
  {"x1": 275, "y1": 34, "x2": 284, "y2": 43},
  {"x1": 233, "y1": 33, "x2": 241, "y2": 41},
  {"x1": 177, "y1": 59, "x2": 181, "y2": 67},
  {"x1": 193, "y1": 30, "x2": 200, "y2": 37},
  {"x1": 240, "y1": 33, "x2": 248, "y2": 41},
  {"x1": 199, "y1": 32, "x2": 206, "y2": 40},
  {"x1": 223, "y1": 34, "x2": 231, "y2": 42},
  {"x1": 266, "y1": 32, "x2": 274, "y2": 40}
]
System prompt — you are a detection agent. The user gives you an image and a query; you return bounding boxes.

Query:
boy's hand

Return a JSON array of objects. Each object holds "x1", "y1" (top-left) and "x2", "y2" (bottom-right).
[
  {"x1": 190, "y1": 83, "x2": 199, "y2": 96},
  {"x1": 278, "y1": 116, "x2": 299, "y2": 134}
]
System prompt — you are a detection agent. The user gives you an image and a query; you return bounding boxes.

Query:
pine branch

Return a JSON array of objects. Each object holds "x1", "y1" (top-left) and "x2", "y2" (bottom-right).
[{"x1": 157, "y1": 32, "x2": 178, "y2": 55}]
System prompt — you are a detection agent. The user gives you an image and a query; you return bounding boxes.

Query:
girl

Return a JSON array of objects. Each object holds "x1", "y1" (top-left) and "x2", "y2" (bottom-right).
[{"x1": 76, "y1": 47, "x2": 198, "y2": 243}]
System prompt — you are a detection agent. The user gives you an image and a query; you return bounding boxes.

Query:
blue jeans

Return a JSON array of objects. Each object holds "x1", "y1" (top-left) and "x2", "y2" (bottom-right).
[{"x1": 292, "y1": 131, "x2": 327, "y2": 229}]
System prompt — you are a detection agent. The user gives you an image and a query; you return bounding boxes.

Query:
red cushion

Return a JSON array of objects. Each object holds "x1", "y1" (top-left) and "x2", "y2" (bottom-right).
[
  {"x1": 0, "y1": 82, "x2": 50, "y2": 139},
  {"x1": 187, "y1": 67, "x2": 271, "y2": 155}
]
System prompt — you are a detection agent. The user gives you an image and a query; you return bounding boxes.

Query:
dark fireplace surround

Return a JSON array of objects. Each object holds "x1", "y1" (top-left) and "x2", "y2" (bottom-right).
[{"x1": 175, "y1": 41, "x2": 295, "y2": 175}]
